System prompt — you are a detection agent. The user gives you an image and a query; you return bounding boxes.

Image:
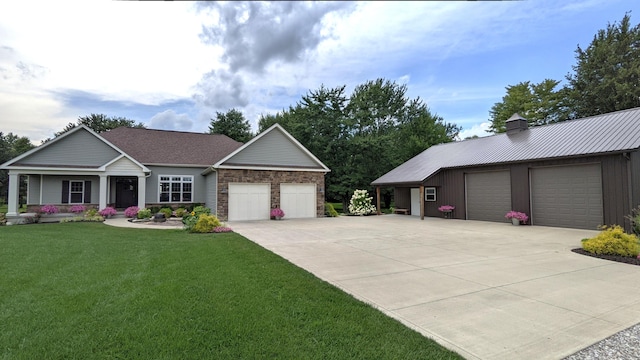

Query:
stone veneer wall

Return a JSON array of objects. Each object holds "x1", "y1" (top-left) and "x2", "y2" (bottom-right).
[{"x1": 216, "y1": 169, "x2": 325, "y2": 220}]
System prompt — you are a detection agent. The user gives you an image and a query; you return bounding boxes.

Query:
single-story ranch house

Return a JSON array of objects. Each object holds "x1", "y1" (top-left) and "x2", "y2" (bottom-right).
[
  {"x1": 1, "y1": 124, "x2": 329, "y2": 222},
  {"x1": 372, "y1": 108, "x2": 640, "y2": 231}
]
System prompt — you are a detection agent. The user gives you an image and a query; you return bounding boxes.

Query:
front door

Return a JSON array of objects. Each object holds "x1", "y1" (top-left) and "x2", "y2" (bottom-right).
[{"x1": 115, "y1": 177, "x2": 137, "y2": 209}]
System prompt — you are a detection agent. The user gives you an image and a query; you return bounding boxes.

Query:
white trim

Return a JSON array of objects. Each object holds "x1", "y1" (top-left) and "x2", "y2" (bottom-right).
[
  {"x1": 39, "y1": 174, "x2": 43, "y2": 204},
  {"x1": 212, "y1": 124, "x2": 330, "y2": 172},
  {"x1": 157, "y1": 174, "x2": 194, "y2": 203},
  {"x1": 216, "y1": 164, "x2": 328, "y2": 172},
  {"x1": 68, "y1": 180, "x2": 85, "y2": 204},
  {"x1": 425, "y1": 187, "x2": 436, "y2": 201},
  {"x1": 100, "y1": 154, "x2": 149, "y2": 173}
]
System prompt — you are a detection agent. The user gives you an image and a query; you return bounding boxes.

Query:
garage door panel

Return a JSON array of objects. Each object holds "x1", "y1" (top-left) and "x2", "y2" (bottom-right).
[
  {"x1": 466, "y1": 171, "x2": 511, "y2": 222},
  {"x1": 228, "y1": 183, "x2": 270, "y2": 221},
  {"x1": 531, "y1": 164, "x2": 602, "y2": 229},
  {"x1": 280, "y1": 184, "x2": 316, "y2": 219}
]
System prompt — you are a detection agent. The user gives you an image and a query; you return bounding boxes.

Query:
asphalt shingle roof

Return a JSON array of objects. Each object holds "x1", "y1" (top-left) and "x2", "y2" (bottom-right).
[
  {"x1": 372, "y1": 107, "x2": 640, "y2": 185},
  {"x1": 101, "y1": 127, "x2": 244, "y2": 166}
]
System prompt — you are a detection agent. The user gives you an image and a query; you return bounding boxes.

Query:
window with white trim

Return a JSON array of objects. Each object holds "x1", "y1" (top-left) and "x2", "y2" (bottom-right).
[
  {"x1": 70, "y1": 181, "x2": 84, "y2": 203},
  {"x1": 159, "y1": 175, "x2": 193, "y2": 202},
  {"x1": 425, "y1": 187, "x2": 436, "y2": 202}
]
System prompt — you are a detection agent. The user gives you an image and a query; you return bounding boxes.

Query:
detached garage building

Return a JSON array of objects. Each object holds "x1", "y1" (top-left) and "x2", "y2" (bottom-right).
[{"x1": 372, "y1": 108, "x2": 640, "y2": 231}]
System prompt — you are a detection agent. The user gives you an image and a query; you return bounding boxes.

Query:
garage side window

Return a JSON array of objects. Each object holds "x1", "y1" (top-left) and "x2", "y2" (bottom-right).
[
  {"x1": 425, "y1": 187, "x2": 436, "y2": 201},
  {"x1": 159, "y1": 175, "x2": 193, "y2": 202}
]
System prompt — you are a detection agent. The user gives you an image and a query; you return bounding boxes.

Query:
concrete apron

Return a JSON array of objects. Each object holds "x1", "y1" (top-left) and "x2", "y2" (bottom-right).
[{"x1": 229, "y1": 215, "x2": 640, "y2": 360}]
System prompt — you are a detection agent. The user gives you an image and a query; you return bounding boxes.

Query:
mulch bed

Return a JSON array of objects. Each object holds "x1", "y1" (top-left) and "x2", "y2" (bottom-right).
[{"x1": 571, "y1": 248, "x2": 640, "y2": 266}]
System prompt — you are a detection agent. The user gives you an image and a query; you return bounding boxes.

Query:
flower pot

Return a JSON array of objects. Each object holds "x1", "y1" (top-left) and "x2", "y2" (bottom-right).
[{"x1": 511, "y1": 217, "x2": 520, "y2": 226}]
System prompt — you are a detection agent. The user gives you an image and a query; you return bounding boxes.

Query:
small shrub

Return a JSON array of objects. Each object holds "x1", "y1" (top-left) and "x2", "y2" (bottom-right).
[
  {"x1": 69, "y1": 205, "x2": 86, "y2": 213},
  {"x1": 213, "y1": 226, "x2": 233, "y2": 233},
  {"x1": 626, "y1": 206, "x2": 640, "y2": 236},
  {"x1": 99, "y1": 207, "x2": 117, "y2": 217},
  {"x1": 85, "y1": 209, "x2": 99, "y2": 217},
  {"x1": 182, "y1": 206, "x2": 213, "y2": 232},
  {"x1": 159, "y1": 207, "x2": 173, "y2": 219},
  {"x1": 40, "y1": 204, "x2": 59, "y2": 215},
  {"x1": 150, "y1": 206, "x2": 161, "y2": 215},
  {"x1": 175, "y1": 208, "x2": 187, "y2": 218},
  {"x1": 581, "y1": 225, "x2": 640, "y2": 257},
  {"x1": 325, "y1": 202, "x2": 339, "y2": 217},
  {"x1": 192, "y1": 214, "x2": 222, "y2": 233},
  {"x1": 0, "y1": 212, "x2": 6, "y2": 226},
  {"x1": 124, "y1": 206, "x2": 139, "y2": 218},
  {"x1": 137, "y1": 208, "x2": 152, "y2": 219},
  {"x1": 348, "y1": 189, "x2": 376, "y2": 215}
]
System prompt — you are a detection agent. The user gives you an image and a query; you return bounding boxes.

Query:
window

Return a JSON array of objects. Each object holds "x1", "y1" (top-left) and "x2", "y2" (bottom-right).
[
  {"x1": 159, "y1": 175, "x2": 193, "y2": 202},
  {"x1": 70, "y1": 181, "x2": 84, "y2": 203},
  {"x1": 425, "y1": 187, "x2": 436, "y2": 201}
]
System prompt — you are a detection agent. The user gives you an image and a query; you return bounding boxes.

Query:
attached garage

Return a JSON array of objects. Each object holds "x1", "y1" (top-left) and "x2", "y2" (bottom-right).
[
  {"x1": 228, "y1": 183, "x2": 270, "y2": 221},
  {"x1": 530, "y1": 164, "x2": 603, "y2": 229},
  {"x1": 280, "y1": 183, "x2": 316, "y2": 219},
  {"x1": 466, "y1": 171, "x2": 511, "y2": 222}
]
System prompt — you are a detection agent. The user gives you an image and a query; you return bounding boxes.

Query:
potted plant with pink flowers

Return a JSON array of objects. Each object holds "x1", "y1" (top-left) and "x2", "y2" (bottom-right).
[
  {"x1": 270, "y1": 208, "x2": 285, "y2": 220},
  {"x1": 505, "y1": 211, "x2": 528, "y2": 225},
  {"x1": 438, "y1": 205, "x2": 455, "y2": 218}
]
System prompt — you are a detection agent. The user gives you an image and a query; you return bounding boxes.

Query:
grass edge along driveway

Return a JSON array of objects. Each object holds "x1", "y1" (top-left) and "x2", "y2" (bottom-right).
[{"x1": 0, "y1": 223, "x2": 462, "y2": 359}]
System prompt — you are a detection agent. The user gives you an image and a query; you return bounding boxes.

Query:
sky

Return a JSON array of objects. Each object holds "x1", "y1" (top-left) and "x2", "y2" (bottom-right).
[{"x1": 0, "y1": 0, "x2": 638, "y2": 144}]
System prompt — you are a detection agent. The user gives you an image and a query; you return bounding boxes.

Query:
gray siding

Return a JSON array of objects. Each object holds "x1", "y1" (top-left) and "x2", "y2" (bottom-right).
[
  {"x1": 27, "y1": 175, "x2": 41, "y2": 204},
  {"x1": 145, "y1": 166, "x2": 208, "y2": 204},
  {"x1": 205, "y1": 172, "x2": 218, "y2": 214},
  {"x1": 224, "y1": 129, "x2": 320, "y2": 168},
  {"x1": 19, "y1": 129, "x2": 120, "y2": 167},
  {"x1": 41, "y1": 175, "x2": 99, "y2": 204}
]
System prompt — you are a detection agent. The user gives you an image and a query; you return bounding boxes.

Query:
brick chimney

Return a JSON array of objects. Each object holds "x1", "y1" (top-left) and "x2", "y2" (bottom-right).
[{"x1": 505, "y1": 113, "x2": 528, "y2": 135}]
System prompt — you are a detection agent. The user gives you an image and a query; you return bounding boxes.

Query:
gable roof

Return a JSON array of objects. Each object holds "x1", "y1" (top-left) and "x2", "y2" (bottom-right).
[
  {"x1": 212, "y1": 123, "x2": 330, "y2": 172},
  {"x1": 101, "y1": 127, "x2": 244, "y2": 167},
  {"x1": 0, "y1": 125, "x2": 149, "y2": 172},
  {"x1": 372, "y1": 107, "x2": 640, "y2": 186}
]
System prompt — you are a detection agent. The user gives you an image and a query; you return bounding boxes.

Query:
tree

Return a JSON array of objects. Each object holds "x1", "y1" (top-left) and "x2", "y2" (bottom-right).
[
  {"x1": 488, "y1": 79, "x2": 570, "y2": 133},
  {"x1": 208, "y1": 109, "x2": 253, "y2": 143},
  {"x1": 0, "y1": 132, "x2": 35, "y2": 206},
  {"x1": 45, "y1": 114, "x2": 146, "y2": 142},
  {"x1": 258, "y1": 79, "x2": 459, "y2": 209},
  {"x1": 566, "y1": 13, "x2": 640, "y2": 118}
]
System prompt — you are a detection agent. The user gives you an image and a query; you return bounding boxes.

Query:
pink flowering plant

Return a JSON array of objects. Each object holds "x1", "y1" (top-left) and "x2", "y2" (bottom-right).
[
  {"x1": 438, "y1": 205, "x2": 455, "y2": 212},
  {"x1": 505, "y1": 211, "x2": 528, "y2": 224},
  {"x1": 270, "y1": 208, "x2": 285, "y2": 218},
  {"x1": 212, "y1": 226, "x2": 233, "y2": 233},
  {"x1": 39, "y1": 204, "x2": 59, "y2": 215},
  {"x1": 70, "y1": 205, "x2": 86, "y2": 214},
  {"x1": 124, "y1": 206, "x2": 140, "y2": 218},
  {"x1": 99, "y1": 207, "x2": 117, "y2": 217}
]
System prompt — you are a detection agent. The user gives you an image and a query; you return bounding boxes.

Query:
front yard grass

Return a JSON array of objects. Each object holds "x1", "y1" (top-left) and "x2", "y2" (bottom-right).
[{"x1": 0, "y1": 223, "x2": 461, "y2": 359}]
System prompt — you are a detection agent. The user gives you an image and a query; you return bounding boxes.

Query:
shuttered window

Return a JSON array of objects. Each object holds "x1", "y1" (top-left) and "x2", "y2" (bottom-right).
[{"x1": 62, "y1": 180, "x2": 91, "y2": 204}]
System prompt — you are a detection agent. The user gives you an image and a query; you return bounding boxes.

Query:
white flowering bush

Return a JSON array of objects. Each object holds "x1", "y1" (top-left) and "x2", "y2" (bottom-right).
[{"x1": 348, "y1": 189, "x2": 377, "y2": 215}]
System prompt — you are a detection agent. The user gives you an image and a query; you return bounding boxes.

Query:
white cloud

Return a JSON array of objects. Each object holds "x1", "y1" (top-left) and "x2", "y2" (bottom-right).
[
  {"x1": 148, "y1": 110, "x2": 193, "y2": 131},
  {"x1": 458, "y1": 122, "x2": 492, "y2": 140}
]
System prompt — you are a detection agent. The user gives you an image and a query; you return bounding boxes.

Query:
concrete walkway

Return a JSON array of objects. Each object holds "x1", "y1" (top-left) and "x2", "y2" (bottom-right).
[{"x1": 228, "y1": 215, "x2": 640, "y2": 360}]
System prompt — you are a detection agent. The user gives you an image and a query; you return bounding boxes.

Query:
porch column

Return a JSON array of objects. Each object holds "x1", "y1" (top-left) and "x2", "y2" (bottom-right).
[
  {"x1": 6, "y1": 172, "x2": 20, "y2": 216},
  {"x1": 376, "y1": 186, "x2": 381, "y2": 215},
  {"x1": 137, "y1": 175, "x2": 146, "y2": 208},
  {"x1": 99, "y1": 175, "x2": 108, "y2": 210},
  {"x1": 419, "y1": 185, "x2": 425, "y2": 220}
]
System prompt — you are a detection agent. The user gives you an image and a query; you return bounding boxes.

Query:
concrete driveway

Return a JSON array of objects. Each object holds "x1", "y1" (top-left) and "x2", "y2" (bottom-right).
[{"x1": 229, "y1": 215, "x2": 640, "y2": 360}]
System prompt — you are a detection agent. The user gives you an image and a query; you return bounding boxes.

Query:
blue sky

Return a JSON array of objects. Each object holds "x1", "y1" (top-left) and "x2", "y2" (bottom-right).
[{"x1": 0, "y1": 0, "x2": 637, "y2": 143}]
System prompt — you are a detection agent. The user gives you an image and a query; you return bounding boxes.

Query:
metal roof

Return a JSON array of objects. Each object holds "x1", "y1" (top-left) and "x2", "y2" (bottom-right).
[{"x1": 372, "y1": 107, "x2": 640, "y2": 185}]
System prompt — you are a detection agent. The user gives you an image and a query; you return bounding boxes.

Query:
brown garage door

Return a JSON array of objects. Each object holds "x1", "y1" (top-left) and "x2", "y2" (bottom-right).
[
  {"x1": 466, "y1": 171, "x2": 511, "y2": 222},
  {"x1": 530, "y1": 164, "x2": 603, "y2": 229}
]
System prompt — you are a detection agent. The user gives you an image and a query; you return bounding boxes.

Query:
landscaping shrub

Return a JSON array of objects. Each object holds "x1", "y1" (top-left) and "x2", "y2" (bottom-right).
[
  {"x1": 159, "y1": 207, "x2": 173, "y2": 219},
  {"x1": 40, "y1": 204, "x2": 59, "y2": 215},
  {"x1": 99, "y1": 207, "x2": 117, "y2": 217},
  {"x1": 150, "y1": 206, "x2": 161, "y2": 214},
  {"x1": 626, "y1": 206, "x2": 640, "y2": 236},
  {"x1": 0, "y1": 212, "x2": 6, "y2": 226},
  {"x1": 137, "y1": 208, "x2": 152, "y2": 219},
  {"x1": 124, "y1": 206, "x2": 139, "y2": 218},
  {"x1": 192, "y1": 214, "x2": 222, "y2": 233},
  {"x1": 348, "y1": 189, "x2": 376, "y2": 215},
  {"x1": 325, "y1": 202, "x2": 339, "y2": 217},
  {"x1": 182, "y1": 206, "x2": 213, "y2": 232},
  {"x1": 70, "y1": 205, "x2": 86, "y2": 214},
  {"x1": 581, "y1": 225, "x2": 640, "y2": 257},
  {"x1": 175, "y1": 207, "x2": 187, "y2": 218}
]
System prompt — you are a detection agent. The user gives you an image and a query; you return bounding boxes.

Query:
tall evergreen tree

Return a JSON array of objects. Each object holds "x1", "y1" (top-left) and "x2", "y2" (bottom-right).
[{"x1": 208, "y1": 109, "x2": 253, "y2": 143}]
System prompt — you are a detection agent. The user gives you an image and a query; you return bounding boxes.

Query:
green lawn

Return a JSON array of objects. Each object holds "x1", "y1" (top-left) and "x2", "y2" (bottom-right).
[{"x1": 0, "y1": 223, "x2": 461, "y2": 359}]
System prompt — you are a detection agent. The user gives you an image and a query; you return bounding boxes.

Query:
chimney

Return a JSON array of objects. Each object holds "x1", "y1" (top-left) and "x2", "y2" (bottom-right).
[{"x1": 505, "y1": 113, "x2": 528, "y2": 135}]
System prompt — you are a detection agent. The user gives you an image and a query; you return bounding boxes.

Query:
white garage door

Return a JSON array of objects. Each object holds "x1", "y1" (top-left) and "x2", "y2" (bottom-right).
[
  {"x1": 530, "y1": 164, "x2": 603, "y2": 229},
  {"x1": 280, "y1": 184, "x2": 316, "y2": 219},
  {"x1": 228, "y1": 183, "x2": 270, "y2": 221},
  {"x1": 466, "y1": 171, "x2": 512, "y2": 222}
]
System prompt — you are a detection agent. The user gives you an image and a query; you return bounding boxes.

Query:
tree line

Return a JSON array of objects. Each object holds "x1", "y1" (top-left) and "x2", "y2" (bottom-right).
[{"x1": 489, "y1": 13, "x2": 640, "y2": 132}]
